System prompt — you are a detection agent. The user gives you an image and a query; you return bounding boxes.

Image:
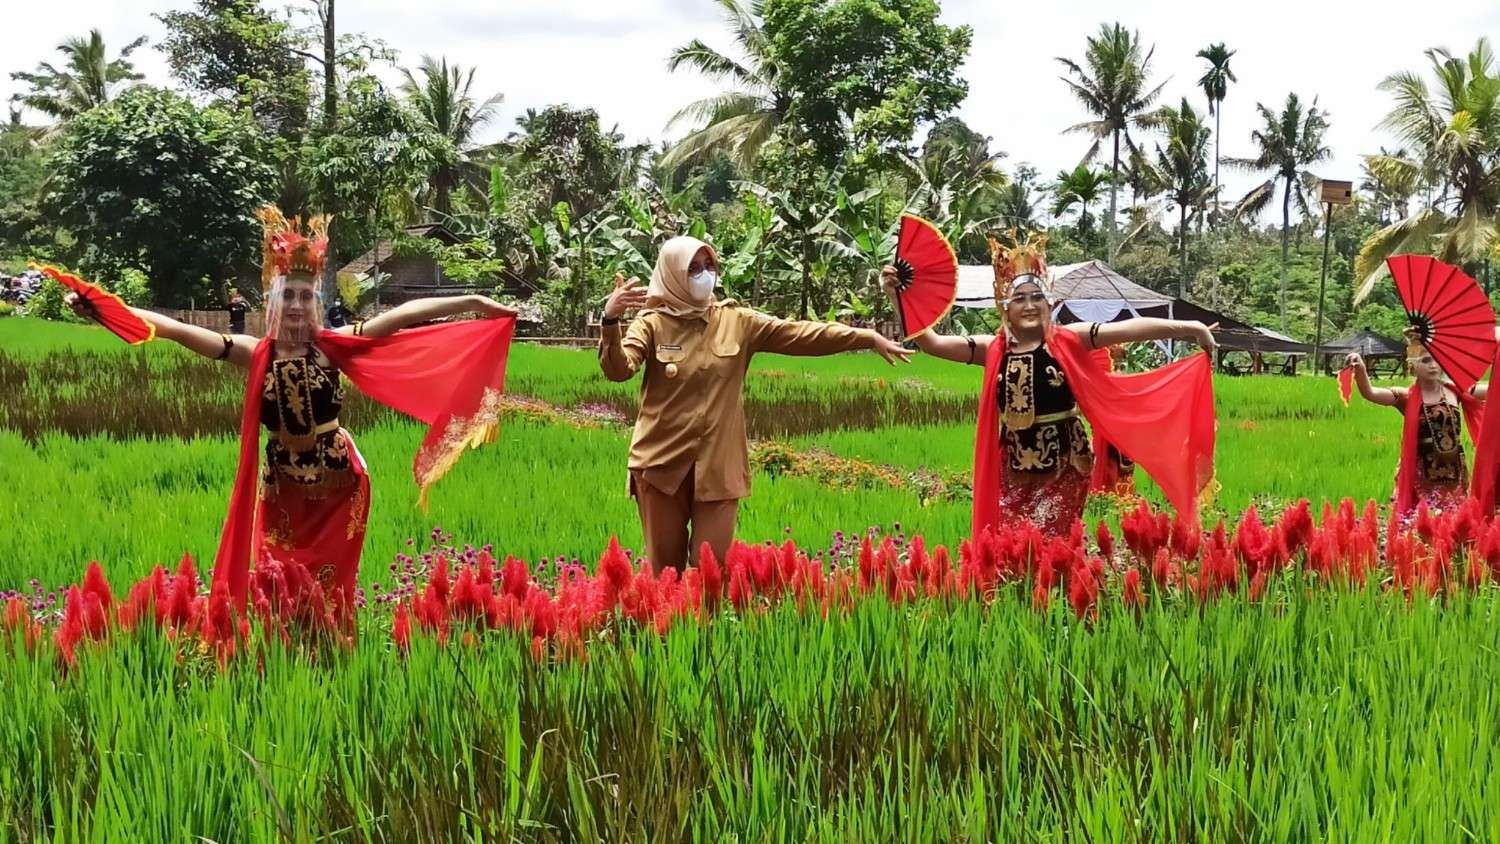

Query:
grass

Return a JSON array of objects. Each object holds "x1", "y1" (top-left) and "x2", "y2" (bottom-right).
[
  {"x1": 4, "y1": 586, "x2": 1499, "y2": 840},
  {"x1": 3, "y1": 316, "x2": 1493, "y2": 841}
]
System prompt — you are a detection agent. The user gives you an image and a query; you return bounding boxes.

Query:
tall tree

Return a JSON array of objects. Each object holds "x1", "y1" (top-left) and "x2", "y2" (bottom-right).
[
  {"x1": 1052, "y1": 164, "x2": 1111, "y2": 248},
  {"x1": 9, "y1": 30, "x2": 147, "y2": 122},
  {"x1": 155, "y1": 0, "x2": 311, "y2": 138},
  {"x1": 1229, "y1": 93, "x2": 1332, "y2": 330},
  {"x1": 43, "y1": 87, "x2": 277, "y2": 304},
  {"x1": 400, "y1": 55, "x2": 503, "y2": 219},
  {"x1": 662, "y1": 0, "x2": 787, "y2": 172},
  {"x1": 1057, "y1": 22, "x2": 1167, "y2": 259},
  {"x1": 1153, "y1": 98, "x2": 1212, "y2": 296},
  {"x1": 1195, "y1": 43, "x2": 1236, "y2": 226},
  {"x1": 760, "y1": 0, "x2": 972, "y2": 166},
  {"x1": 1355, "y1": 39, "x2": 1500, "y2": 299}
]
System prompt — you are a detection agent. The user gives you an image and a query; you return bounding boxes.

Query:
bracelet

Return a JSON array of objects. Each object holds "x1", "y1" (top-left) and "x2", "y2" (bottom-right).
[
  {"x1": 966, "y1": 336, "x2": 977, "y2": 365},
  {"x1": 352, "y1": 320, "x2": 365, "y2": 337},
  {"x1": 215, "y1": 334, "x2": 233, "y2": 361},
  {"x1": 1088, "y1": 322, "x2": 1101, "y2": 348}
]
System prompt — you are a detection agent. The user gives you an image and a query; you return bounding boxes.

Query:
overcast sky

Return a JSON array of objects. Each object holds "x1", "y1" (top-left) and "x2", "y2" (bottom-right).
[{"x1": 6, "y1": 0, "x2": 1499, "y2": 220}]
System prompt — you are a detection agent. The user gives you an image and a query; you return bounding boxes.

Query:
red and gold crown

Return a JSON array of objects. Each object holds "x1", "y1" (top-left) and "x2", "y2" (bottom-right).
[
  {"x1": 988, "y1": 230, "x2": 1050, "y2": 304},
  {"x1": 257, "y1": 205, "x2": 331, "y2": 291}
]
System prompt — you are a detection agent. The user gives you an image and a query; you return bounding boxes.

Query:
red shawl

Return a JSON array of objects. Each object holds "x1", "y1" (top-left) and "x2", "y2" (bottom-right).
[
  {"x1": 1394, "y1": 382, "x2": 1484, "y2": 517},
  {"x1": 1469, "y1": 350, "x2": 1500, "y2": 513},
  {"x1": 972, "y1": 327, "x2": 1216, "y2": 537},
  {"x1": 1088, "y1": 346, "x2": 1121, "y2": 492},
  {"x1": 212, "y1": 318, "x2": 516, "y2": 606}
]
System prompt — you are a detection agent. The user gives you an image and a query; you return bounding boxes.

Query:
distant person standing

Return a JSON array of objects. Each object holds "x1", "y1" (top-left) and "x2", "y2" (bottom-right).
[
  {"x1": 227, "y1": 288, "x2": 249, "y2": 334},
  {"x1": 325, "y1": 297, "x2": 353, "y2": 328}
]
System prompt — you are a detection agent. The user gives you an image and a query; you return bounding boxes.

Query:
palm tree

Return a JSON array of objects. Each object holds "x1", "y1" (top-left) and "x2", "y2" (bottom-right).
[
  {"x1": 1052, "y1": 164, "x2": 1112, "y2": 249},
  {"x1": 1354, "y1": 39, "x2": 1500, "y2": 300},
  {"x1": 400, "y1": 55, "x2": 503, "y2": 219},
  {"x1": 1360, "y1": 147, "x2": 1418, "y2": 225},
  {"x1": 9, "y1": 30, "x2": 146, "y2": 122},
  {"x1": 1229, "y1": 93, "x2": 1332, "y2": 331},
  {"x1": 997, "y1": 164, "x2": 1042, "y2": 234},
  {"x1": 904, "y1": 121, "x2": 1008, "y2": 248},
  {"x1": 1057, "y1": 22, "x2": 1167, "y2": 259},
  {"x1": 662, "y1": 0, "x2": 787, "y2": 172},
  {"x1": 1154, "y1": 99, "x2": 1213, "y2": 296},
  {"x1": 1195, "y1": 43, "x2": 1236, "y2": 226}
]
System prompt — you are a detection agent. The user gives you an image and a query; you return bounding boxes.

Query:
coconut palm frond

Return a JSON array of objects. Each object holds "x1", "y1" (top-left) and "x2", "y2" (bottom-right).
[{"x1": 1353, "y1": 207, "x2": 1448, "y2": 301}]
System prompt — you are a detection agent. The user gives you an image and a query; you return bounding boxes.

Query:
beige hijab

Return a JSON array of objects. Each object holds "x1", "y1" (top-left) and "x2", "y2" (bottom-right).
[{"x1": 646, "y1": 235, "x2": 718, "y2": 320}]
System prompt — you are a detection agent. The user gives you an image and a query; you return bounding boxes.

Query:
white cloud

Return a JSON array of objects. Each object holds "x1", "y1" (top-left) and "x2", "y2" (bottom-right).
[{"x1": 5, "y1": 0, "x2": 1499, "y2": 222}]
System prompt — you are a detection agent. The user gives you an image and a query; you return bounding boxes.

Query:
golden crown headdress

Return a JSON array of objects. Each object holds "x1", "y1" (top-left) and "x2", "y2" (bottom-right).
[
  {"x1": 988, "y1": 230, "x2": 1050, "y2": 304},
  {"x1": 256, "y1": 205, "x2": 331, "y2": 292}
]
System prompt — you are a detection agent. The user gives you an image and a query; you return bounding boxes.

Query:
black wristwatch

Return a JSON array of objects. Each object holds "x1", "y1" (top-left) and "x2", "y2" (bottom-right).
[{"x1": 601, "y1": 315, "x2": 621, "y2": 326}]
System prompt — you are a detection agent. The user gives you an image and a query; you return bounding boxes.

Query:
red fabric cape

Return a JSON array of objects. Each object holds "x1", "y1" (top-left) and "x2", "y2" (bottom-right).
[
  {"x1": 1394, "y1": 382, "x2": 1484, "y2": 517},
  {"x1": 972, "y1": 327, "x2": 1216, "y2": 537},
  {"x1": 1469, "y1": 350, "x2": 1500, "y2": 513},
  {"x1": 212, "y1": 318, "x2": 516, "y2": 606},
  {"x1": 1087, "y1": 346, "x2": 1122, "y2": 492}
]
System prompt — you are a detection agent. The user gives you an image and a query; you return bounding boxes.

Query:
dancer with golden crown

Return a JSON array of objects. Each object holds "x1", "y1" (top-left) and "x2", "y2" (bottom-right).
[
  {"x1": 1345, "y1": 331, "x2": 1487, "y2": 522},
  {"x1": 882, "y1": 232, "x2": 1219, "y2": 537},
  {"x1": 65, "y1": 207, "x2": 518, "y2": 613}
]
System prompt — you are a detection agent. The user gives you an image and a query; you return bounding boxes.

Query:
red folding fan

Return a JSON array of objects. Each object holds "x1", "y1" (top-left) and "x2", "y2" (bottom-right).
[
  {"x1": 39, "y1": 266, "x2": 156, "y2": 345},
  {"x1": 1389, "y1": 254, "x2": 1495, "y2": 393},
  {"x1": 891, "y1": 214, "x2": 957, "y2": 340}
]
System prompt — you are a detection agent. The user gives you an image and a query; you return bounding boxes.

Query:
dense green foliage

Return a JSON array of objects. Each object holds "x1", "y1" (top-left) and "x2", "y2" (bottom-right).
[{"x1": 40, "y1": 87, "x2": 277, "y2": 305}]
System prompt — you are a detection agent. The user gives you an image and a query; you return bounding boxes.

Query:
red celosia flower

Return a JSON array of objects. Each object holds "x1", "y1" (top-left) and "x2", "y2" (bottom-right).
[
  {"x1": 727, "y1": 557, "x2": 753, "y2": 611},
  {"x1": 1067, "y1": 562, "x2": 1098, "y2": 620},
  {"x1": 698, "y1": 542, "x2": 724, "y2": 609},
  {"x1": 857, "y1": 536, "x2": 877, "y2": 593},
  {"x1": 55, "y1": 586, "x2": 86, "y2": 667},
  {"x1": 1095, "y1": 522, "x2": 1115, "y2": 562},
  {"x1": 597, "y1": 536, "x2": 633, "y2": 606},
  {"x1": 1122, "y1": 569, "x2": 1145, "y2": 609},
  {"x1": 500, "y1": 556, "x2": 530, "y2": 601},
  {"x1": 475, "y1": 549, "x2": 496, "y2": 587}
]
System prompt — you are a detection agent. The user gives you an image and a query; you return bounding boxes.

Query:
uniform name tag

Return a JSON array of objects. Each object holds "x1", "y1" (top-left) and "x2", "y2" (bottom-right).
[{"x1": 658, "y1": 344, "x2": 683, "y2": 352}]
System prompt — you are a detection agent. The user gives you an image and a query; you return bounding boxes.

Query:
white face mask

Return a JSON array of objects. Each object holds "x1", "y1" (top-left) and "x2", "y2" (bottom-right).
[{"x1": 689, "y1": 269, "x2": 718, "y2": 300}]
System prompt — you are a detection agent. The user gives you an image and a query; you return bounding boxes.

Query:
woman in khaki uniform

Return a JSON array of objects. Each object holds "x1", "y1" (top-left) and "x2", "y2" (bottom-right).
[{"x1": 600, "y1": 235, "x2": 911, "y2": 571}]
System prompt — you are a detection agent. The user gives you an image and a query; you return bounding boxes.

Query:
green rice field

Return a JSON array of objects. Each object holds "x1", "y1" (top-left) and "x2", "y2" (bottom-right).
[{"x1": 2, "y1": 316, "x2": 1496, "y2": 842}]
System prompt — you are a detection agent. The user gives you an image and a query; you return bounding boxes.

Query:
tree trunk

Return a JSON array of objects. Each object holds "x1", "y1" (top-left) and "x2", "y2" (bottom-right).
[
  {"x1": 1280, "y1": 176, "x2": 1292, "y2": 333},
  {"x1": 322, "y1": 0, "x2": 336, "y2": 135},
  {"x1": 1178, "y1": 202, "x2": 1189, "y2": 298},
  {"x1": 799, "y1": 232, "x2": 811, "y2": 319},
  {"x1": 1212, "y1": 108, "x2": 1221, "y2": 228},
  {"x1": 1107, "y1": 130, "x2": 1120, "y2": 260},
  {"x1": 320, "y1": 0, "x2": 338, "y2": 287}
]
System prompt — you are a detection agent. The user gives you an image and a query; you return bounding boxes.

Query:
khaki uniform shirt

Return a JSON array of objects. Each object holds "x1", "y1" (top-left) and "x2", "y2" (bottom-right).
[{"x1": 599, "y1": 303, "x2": 873, "y2": 501}]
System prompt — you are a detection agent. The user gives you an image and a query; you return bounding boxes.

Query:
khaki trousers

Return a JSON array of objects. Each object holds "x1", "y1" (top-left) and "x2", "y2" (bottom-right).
[{"x1": 631, "y1": 470, "x2": 739, "y2": 572}]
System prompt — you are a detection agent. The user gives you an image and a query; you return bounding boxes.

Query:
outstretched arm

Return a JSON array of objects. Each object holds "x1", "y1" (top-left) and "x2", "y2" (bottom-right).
[
  {"x1": 878, "y1": 265, "x2": 991, "y2": 364},
  {"x1": 1345, "y1": 353, "x2": 1401, "y2": 406},
  {"x1": 1068, "y1": 317, "x2": 1218, "y2": 352},
  {"x1": 66, "y1": 293, "x2": 257, "y2": 368},
  {"x1": 347, "y1": 294, "x2": 515, "y2": 339}
]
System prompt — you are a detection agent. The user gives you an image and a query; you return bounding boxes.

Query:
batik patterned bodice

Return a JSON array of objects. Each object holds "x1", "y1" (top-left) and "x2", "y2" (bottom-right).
[
  {"x1": 261, "y1": 351, "x2": 351, "y2": 488},
  {"x1": 1417, "y1": 401, "x2": 1465, "y2": 486},
  {"x1": 998, "y1": 345, "x2": 1092, "y2": 475}
]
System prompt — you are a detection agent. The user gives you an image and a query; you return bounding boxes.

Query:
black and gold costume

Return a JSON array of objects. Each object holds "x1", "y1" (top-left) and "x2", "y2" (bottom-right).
[
  {"x1": 261, "y1": 350, "x2": 351, "y2": 491},
  {"x1": 998, "y1": 345, "x2": 1093, "y2": 475},
  {"x1": 1417, "y1": 401, "x2": 1465, "y2": 486}
]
